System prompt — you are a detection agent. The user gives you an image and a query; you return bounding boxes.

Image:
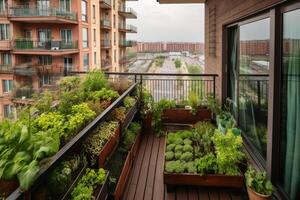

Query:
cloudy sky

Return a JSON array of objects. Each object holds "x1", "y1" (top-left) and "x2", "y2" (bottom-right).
[{"x1": 126, "y1": 1, "x2": 204, "y2": 43}]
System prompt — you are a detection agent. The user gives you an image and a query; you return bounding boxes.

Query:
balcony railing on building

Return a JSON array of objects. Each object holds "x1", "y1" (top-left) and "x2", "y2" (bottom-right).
[
  {"x1": 119, "y1": 40, "x2": 137, "y2": 47},
  {"x1": 101, "y1": 59, "x2": 111, "y2": 70},
  {"x1": 101, "y1": 40, "x2": 111, "y2": 48},
  {"x1": 0, "y1": 64, "x2": 12, "y2": 73},
  {"x1": 13, "y1": 87, "x2": 35, "y2": 100},
  {"x1": 118, "y1": 6, "x2": 137, "y2": 18},
  {"x1": 9, "y1": 6, "x2": 77, "y2": 21},
  {"x1": 12, "y1": 39, "x2": 78, "y2": 51},
  {"x1": 101, "y1": 19, "x2": 111, "y2": 29},
  {"x1": 0, "y1": 40, "x2": 12, "y2": 50},
  {"x1": 100, "y1": 0, "x2": 112, "y2": 9},
  {"x1": 119, "y1": 24, "x2": 137, "y2": 33}
]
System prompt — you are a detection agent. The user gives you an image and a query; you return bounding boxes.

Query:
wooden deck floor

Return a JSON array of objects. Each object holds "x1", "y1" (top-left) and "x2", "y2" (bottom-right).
[{"x1": 122, "y1": 131, "x2": 245, "y2": 200}]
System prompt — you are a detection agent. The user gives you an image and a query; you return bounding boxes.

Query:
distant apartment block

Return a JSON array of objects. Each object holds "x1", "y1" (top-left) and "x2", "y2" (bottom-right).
[
  {"x1": 0, "y1": 0, "x2": 138, "y2": 120},
  {"x1": 136, "y1": 42, "x2": 204, "y2": 53}
]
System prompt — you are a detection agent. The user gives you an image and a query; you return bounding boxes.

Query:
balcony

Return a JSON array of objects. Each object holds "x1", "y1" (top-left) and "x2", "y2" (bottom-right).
[
  {"x1": 119, "y1": 40, "x2": 137, "y2": 47},
  {"x1": 12, "y1": 39, "x2": 79, "y2": 55},
  {"x1": 101, "y1": 59, "x2": 111, "y2": 70},
  {"x1": 100, "y1": 0, "x2": 112, "y2": 9},
  {"x1": 101, "y1": 40, "x2": 111, "y2": 49},
  {"x1": 9, "y1": 7, "x2": 78, "y2": 24},
  {"x1": 0, "y1": 40, "x2": 12, "y2": 50},
  {"x1": 101, "y1": 19, "x2": 111, "y2": 29},
  {"x1": 118, "y1": 7, "x2": 137, "y2": 19},
  {"x1": 0, "y1": 65, "x2": 12, "y2": 74},
  {"x1": 119, "y1": 24, "x2": 137, "y2": 33}
]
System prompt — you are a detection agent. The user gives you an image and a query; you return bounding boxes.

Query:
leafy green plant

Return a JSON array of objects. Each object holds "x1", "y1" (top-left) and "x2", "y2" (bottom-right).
[
  {"x1": 152, "y1": 99, "x2": 176, "y2": 136},
  {"x1": 187, "y1": 91, "x2": 200, "y2": 115},
  {"x1": 87, "y1": 100, "x2": 110, "y2": 115},
  {"x1": 245, "y1": 166, "x2": 274, "y2": 195},
  {"x1": 174, "y1": 59, "x2": 182, "y2": 69},
  {"x1": 58, "y1": 76, "x2": 81, "y2": 92},
  {"x1": 82, "y1": 70, "x2": 108, "y2": 93},
  {"x1": 165, "y1": 161, "x2": 185, "y2": 173},
  {"x1": 122, "y1": 122, "x2": 141, "y2": 150},
  {"x1": 124, "y1": 96, "x2": 136, "y2": 110},
  {"x1": 107, "y1": 107, "x2": 126, "y2": 123},
  {"x1": 109, "y1": 79, "x2": 131, "y2": 94},
  {"x1": 140, "y1": 88, "x2": 154, "y2": 116},
  {"x1": 58, "y1": 90, "x2": 84, "y2": 115},
  {"x1": 192, "y1": 122, "x2": 215, "y2": 157},
  {"x1": 88, "y1": 88, "x2": 119, "y2": 102},
  {"x1": 84, "y1": 121, "x2": 119, "y2": 166},
  {"x1": 32, "y1": 91, "x2": 55, "y2": 113},
  {"x1": 195, "y1": 153, "x2": 217, "y2": 175},
  {"x1": 71, "y1": 168, "x2": 106, "y2": 200}
]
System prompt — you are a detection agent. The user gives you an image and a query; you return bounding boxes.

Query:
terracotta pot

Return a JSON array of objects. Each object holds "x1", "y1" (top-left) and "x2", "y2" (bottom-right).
[
  {"x1": 0, "y1": 179, "x2": 19, "y2": 197},
  {"x1": 247, "y1": 186, "x2": 271, "y2": 200},
  {"x1": 142, "y1": 113, "x2": 152, "y2": 130}
]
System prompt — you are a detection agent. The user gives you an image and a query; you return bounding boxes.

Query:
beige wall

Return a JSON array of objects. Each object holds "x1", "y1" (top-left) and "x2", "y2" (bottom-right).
[{"x1": 205, "y1": 0, "x2": 285, "y2": 98}]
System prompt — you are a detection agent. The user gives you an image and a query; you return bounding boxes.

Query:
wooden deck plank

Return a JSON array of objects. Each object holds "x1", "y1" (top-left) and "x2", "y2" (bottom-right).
[
  {"x1": 164, "y1": 185, "x2": 176, "y2": 200},
  {"x1": 230, "y1": 190, "x2": 243, "y2": 200},
  {"x1": 208, "y1": 189, "x2": 219, "y2": 200},
  {"x1": 198, "y1": 188, "x2": 209, "y2": 200},
  {"x1": 133, "y1": 133, "x2": 155, "y2": 200},
  {"x1": 123, "y1": 132, "x2": 150, "y2": 200},
  {"x1": 188, "y1": 187, "x2": 199, "y2": 200},
  {"x1": 144, "y1": 136, "x2": 160, "y2": 200},
  {"x1": 219, "y1": 189, "x2": 231, "y2": 200},
  {"x1": 153, "y1": 137, "x2": 166, "y2": 200},
  {"x1": 176, "y1": 187, "x2": 188, "y2": 200}
]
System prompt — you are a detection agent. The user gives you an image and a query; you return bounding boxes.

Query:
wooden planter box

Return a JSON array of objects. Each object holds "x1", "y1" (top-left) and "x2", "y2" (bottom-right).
[
  {"x1": 162, "y1": 108, "x2": 212, "y2": 124},
  {"x1": 0, "y1": 179, "x2": 19, "y2": 198},
  {"x1": 163, "y1": 133, "x2": 244, "y2": 192},
  {"x1": 62, "y1": 166, "x2": 110, "y2": 200},
  {"x1": 98, "y1": 126, "x2": 121, "y2": 168},
  {"x1": 122, "y1": 102, "x2": 138, "y2": 131},
  {"x1": 142, "y1": 113, "x2": 152, "y2": 130},
  {"x1": 113, "y1": 130, "x2": 142, "y2": 200}
]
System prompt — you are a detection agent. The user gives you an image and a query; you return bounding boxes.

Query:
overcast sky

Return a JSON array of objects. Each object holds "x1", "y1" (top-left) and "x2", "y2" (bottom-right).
[{"x1": 126, "y1": 1, "x2": 204, "y2": 43}]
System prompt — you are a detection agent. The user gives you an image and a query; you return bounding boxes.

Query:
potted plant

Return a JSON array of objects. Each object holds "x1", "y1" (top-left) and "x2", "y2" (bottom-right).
[
  {"x1": 245, "y1": 166, "x2": 275, "y2": 200},
  {"x1": 140, "y1": 89, "x2": 154, "y2": 130}
]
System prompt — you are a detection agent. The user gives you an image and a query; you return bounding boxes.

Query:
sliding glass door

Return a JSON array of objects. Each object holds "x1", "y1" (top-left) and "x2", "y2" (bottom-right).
[{"x1": 280, "y1": 8, "x2": 300, "y2": 200}]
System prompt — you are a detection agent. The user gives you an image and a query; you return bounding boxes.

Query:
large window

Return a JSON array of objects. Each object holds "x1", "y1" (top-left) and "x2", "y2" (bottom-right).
[
  {"x1": 1, "y1": 53, "x2": 11, "y2": 65},
  {"x1": 0, "y1": 0, "x2": 6, "y2": 12},
  {"x1": 38, "y1": 56, "x2": 52, "y2": 65},
  {"x1": 40, "y1": 74, "x2": 51, "y2": 86},
  {"x1": 279, "y1": 8, "x2": 300, "y2": 200},
  {"x1": 0, "y1": 24, "x2": 10, "y2": 40},
  {"x1": 3, "y1": 104, "x2": 13, "y2": 119},
  {"x1": 83, "y1": 54, "x2": 89, "y2": 71},
  {"x1": 59, "y1": 0, "x2": 71, "y2": 12},
  {"x1": 2, "y1": 80, "x2": 12, "y2": 93},
  {"x1": 82, "y1": 28, "x2": 88, "y2": 48},
  {"x1": 81, "y1": 0, "x2": 87, "y2": 22}
]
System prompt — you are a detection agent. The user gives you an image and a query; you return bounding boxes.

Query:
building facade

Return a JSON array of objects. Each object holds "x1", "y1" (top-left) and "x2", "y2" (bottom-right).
[
  {"x1": 0, "y1": 0, "x2": 137, "y2": 120},
  {"x1": 159, "y1": 0, "x2": 299, "y2": 200},
  {"x1": 136, "y1": 41, "x2": 204, "y2": 53}
]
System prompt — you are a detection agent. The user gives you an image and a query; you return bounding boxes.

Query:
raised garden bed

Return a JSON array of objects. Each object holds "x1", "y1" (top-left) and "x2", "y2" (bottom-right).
[
  {"x1": 98, "y1": 125, "x2": 121, "y2": 168},
  {"x1": 122, "y1": 101, "x2": 138, "y2": 131},
  {"x1": 163, "y1": 126, "x2": 244, "y2": 192},
  {"x1": 162, "y1": 107, "x2": 212, "y2": 124}
]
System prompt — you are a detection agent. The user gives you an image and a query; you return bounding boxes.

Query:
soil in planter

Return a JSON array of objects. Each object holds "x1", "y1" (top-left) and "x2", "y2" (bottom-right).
[{"x1": 105, "y1": 147, "x2": 129, "y2": 193}]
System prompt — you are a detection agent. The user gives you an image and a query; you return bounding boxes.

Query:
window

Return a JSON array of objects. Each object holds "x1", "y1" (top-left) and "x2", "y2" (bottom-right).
[
  {"x1": 59, "y1": 0, "x2": 71, "y2": 12},
  {"x1": 113, "y1": 15, "x2": 116, "y2": 28},
  {"x1": 3, "y1": 104, "x2": 13, "y2": 119},
  {"x1": 64, "y1": 57, "x2": 73, "y2": 76},
  {"x1": 0, "y1": 24, "x2": 10, "y2": 40},
  {"x1": 0, "y1": 0, "x2": 6, "y2": 12},
  {"x1": 40, "y1": 74, "x2": 51, "y2": 86},
  {"x1": 92, "y1": 5, "x2": 95, "y2": 20},
  {"x1": 38, "y1": 56, "x2": 52, "y2": 65},
  {"x1": 114, "y1": 49, "x2": 117, "y2": 63},
  {"x1": 94, "y1": 52, "x2": 97, "y2": 65},
  {"x1": 2, "y1": 80, "x2": 12, "y2": 93},
  {"x1": 227, "y1": 18, "x2": 270, "y2": 159},
  {"x1": 279, "y1": 8, "x2": 300, "y2": 200},
  {"x1": 82, "y1": 28, "x2": 88, "y2": 48},
  {"x1": 81, "y1": 0, "x2": 87, "y2": 22},
  {"x1": 1, "y1": 53, "x2": 11, "y2": 65},
  {"x1": 93, "y1": 28, "x2": 96, "y2": 46},
  {"x1": 83, "y1": 54, "x2": 89, "y2": 71},
  {"x1": 60, "y1": 29, "x2": 72, "y2": 45}
]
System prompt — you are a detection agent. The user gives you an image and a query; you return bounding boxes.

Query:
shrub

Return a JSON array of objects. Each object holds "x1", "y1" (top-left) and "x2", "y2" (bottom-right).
[
  {"x1": 82, "y1": 70, "x2": 108, "y2": 93},
  {"x1": 88, "y1": 88, "x2": 119, "y2": 102},
  {"x1": 109, "y1": 78, "x2": 131, "y2": 94},
  {"x1": 107, "y1": 107, "x2": 126, "y2": 123},
  {"x1": 124, "y1": 96, "x2": 136, "y2": 110},
  {"x1": 180, "y1": 152, "x2": 193, "y2": 162},
  {"x1": 174, "y1": 59, "x2": 182, "y2": 68},
  {"x1": 58, "y1": 76, "x2": 81, "y2": 92},
  {"x1": 165, "y1": 152, "x2": 174, "y2": 161}
]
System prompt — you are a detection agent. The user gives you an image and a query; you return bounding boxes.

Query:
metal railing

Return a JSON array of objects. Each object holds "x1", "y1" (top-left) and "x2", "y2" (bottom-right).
[
  {"x1": 14, "y1": 87, "x2": 36, "y2": 99},
  {"x1": 13, "y1": 39, "x2": 78, "y2": 50},
  {"x1": 118, "y1": 6, "x2": 137, "y2": 16},
  {"x1": 10, "y1": 6, "x2": 77, "y2": 21},
  {"x1": 101, "y1": 19, "x2": 111, "y2": 27},
  {"x1": 0, "y1": 64, "x2": 12, "y2": 73},
  {"x1": 101, "y1": 39, "x2": 111, "y2": 48},
  {"x1": 119, "y1": 40, "x2": 137, "y2": 47},
  {"x1": 119, "y1": 24, "x2": 137, "y2": 32},
  {"x1": 100, "y1": 0, "x2": 112, "y2": 6}
]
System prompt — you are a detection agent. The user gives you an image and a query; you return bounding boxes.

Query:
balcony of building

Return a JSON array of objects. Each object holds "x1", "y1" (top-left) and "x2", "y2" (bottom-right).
[
  {"x1": 119, "y1": 24, "x2": 138, "y2": 33},
  {"x1": 0, "y1": 64, "x2": 12, "y2": 74},
  {"x1": 119, "y1": 40, "x2": 137, "y2": 47},
  {"x1": 0, "y1": 40, "x2": 12, "y2": 50},
  {"x1": 12, "y1": 39, "x2": 79, "y2": 56},
  {"x1": 9, "y1": 6, "x2": 78, "y2": 24},
  {"x1": 101, "y1": 39, "x2": 112, "y2": 49},
  {"x1": 118, "y1": 7, "x2": 137, "y2": 19},
  {"x1": 101, "y1": 19, "x2": 112, "y2": 29},
  {"x1": 101, "y1": 59, "x2": 111, "y2": 71},
  {"x1": 100, "y1": 0, "x2": 112, "y2": 9}
]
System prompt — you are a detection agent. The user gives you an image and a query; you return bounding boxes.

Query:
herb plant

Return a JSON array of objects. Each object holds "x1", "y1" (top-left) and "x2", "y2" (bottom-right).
[
  {"x1": 124, "y1": 96, "x2": 136, "y2": 110},
  {"x1": 245, "y1": 166, "x2": 274, "y2": 195},
  {"x1": 122, "y1": 122, "x2": 141, "y2": 150}
]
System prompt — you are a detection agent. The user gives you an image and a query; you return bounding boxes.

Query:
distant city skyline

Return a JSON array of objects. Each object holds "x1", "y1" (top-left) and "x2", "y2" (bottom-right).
[{"x1": 126, "y1": 0, "x2": 204, "y2": 43}]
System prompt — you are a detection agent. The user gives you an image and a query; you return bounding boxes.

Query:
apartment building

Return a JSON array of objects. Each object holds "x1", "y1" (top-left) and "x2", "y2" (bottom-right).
[
  {"x1": 136, "y1": 41, "x2": 204, "y2": 53},
  {"x1": 0, "y1": 0, "x2": 138, "y2": 120}
]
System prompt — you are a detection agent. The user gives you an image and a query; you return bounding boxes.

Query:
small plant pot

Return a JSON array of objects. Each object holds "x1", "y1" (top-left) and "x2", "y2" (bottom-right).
[
  {"x1": 247, "y1": 186, "x2": 271, "y2": 200},
  {"x1": 142, "y1": 113, "x2": 152, "y2": 130},
  {"x1": 0, "y1": 179, "x2": 19, "y2": 197}
]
